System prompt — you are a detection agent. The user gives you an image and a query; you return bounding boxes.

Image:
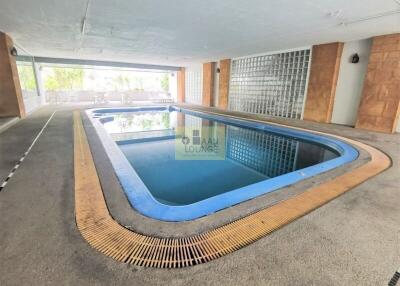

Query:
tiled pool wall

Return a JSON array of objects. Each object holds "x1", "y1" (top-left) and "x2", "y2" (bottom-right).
[{"x1": 87, "y1": 106, "x2": 358, "y2": 221}]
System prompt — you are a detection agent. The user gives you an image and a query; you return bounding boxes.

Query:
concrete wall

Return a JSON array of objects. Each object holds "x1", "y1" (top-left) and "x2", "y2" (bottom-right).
[
  {"x1": 22, "y1": 91, "x2": 41, "y2": 114},
  {"x1": 331, "y1": 39, "x2": 372, "y2": 126},
  {"x1": 17, "y1": 63, "x2": 43, "y2": 114}
]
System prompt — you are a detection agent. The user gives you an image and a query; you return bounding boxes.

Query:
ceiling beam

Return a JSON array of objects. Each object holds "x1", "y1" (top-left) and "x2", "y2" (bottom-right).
[{"x1": 16, "y1": 55, "x2": 181, "y2": 71}]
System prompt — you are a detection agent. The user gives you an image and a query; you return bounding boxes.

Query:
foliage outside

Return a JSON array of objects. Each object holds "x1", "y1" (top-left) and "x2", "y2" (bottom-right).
[
  {"x1": 44, "y1": 68, "x2": 84, "y2": 91},
  {"x1": 111, "y1": 74, "x2": 144, "y2": 91},
  {"x1": 39, "y1": 66, "x2": 171, "y2": 98}
]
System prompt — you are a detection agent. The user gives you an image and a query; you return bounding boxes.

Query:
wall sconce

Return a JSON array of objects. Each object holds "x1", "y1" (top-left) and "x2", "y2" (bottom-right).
[
  {"x1": 10, "y1": 47, "x2": 18, "y2": 56},
  {"x1": 216, "y1": 68, "x2": 220, "y2": 73},
  {"x1": 351, "y1": 53, "x2": 359, "y2": 64}
]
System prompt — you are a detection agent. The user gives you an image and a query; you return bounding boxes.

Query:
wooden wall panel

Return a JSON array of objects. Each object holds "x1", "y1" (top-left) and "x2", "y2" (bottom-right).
[
  {"x1": 177, "y1": 67, "x2": 185, "y2": 103},
  {"x1": 202, "y1": 62, "x2": 215, "y2": 107},
  {"x1": 0, "y1": 32, "x2": 25, "y2": 117},
  {"x1": 218, "y1": 59, "x2": 231, "y2": 109},
  {"x1": 303, "y1": 42, "x2": 343, "y2": 123},
  {"x1": 355, "y1": 33, "x2": 400, "y2": 133}
]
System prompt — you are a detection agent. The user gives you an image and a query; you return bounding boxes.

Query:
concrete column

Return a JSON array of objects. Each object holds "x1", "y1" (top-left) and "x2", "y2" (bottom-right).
[
  {"x1": 355, "y1": 33, "x2": 400, "y2": 133},
  {"x1": 177, "y1": 67, "x2": 185, "y2": 103},
  {"x1": 168, "y1": 72, "x2": 177, "y2": 102},
  {"x1": 303, "y1": 42, "x2": 343, "y2": 123},
  {"x1": 177, "y1": 112, "x2": 185, "y2": 128},
  {"x1": 202, "y1": 62, "x2": 215, "y2": 107},
  {"x1": 33, "y1": 62, "x2": 46, "y2": 105},
  {"x1": 218, "y1": 59, "x2": 231, "y2": 109},
  {"x1": 330, "y1": 39, "x2": 372, "y2": 126},
  {"x1": 0, "y1": 32, "x2": 25, "y2": 117},
  {"x1": 213, "y1": 61, "x2": 220, "y2": 107}
]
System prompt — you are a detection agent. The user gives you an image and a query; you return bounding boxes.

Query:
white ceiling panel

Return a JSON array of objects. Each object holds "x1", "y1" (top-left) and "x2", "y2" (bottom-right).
[{"x1": 0, "y1": 0, "x2": 398, "y2": 66}]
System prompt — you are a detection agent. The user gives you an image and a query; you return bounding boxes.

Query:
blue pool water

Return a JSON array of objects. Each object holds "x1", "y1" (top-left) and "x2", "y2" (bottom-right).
[{"x1": 88, "y1": 107, "x2": 358, "y2": 221}]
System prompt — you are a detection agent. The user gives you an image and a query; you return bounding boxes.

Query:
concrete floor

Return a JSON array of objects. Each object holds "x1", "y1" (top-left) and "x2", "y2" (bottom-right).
[
  {"x1": 0, "y1": 117, "x2": 19, "y2": 135},
  {"x1": 0, "y1": 105, "x2": 399, "y2": 286}
]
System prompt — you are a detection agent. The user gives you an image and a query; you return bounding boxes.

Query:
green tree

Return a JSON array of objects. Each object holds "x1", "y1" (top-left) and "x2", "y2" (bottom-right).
[
  {"x1": 111, "y1": 74, "x2": 145, "y2": 91},
  {"x1": 132, "y1": 76, "x2": 144, "y2": 91},
  {"x1": 44, "y1": 68, "x2": 84, "y2": 90},
  {"x1": 112, "y1": 74, "x2": 132, "y2": 90}
]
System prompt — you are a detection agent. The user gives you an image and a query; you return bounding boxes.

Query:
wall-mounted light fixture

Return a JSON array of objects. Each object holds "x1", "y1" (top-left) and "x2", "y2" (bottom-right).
[
  {"x1": 216, "y1": 68, "x2": 220, "y2": 73},
  {"x1": 10, "y1": 46, "x2": 18, "y2": 56},
  {"x1": 351, "y1": 53, "x2": 360, "y2": 64}
]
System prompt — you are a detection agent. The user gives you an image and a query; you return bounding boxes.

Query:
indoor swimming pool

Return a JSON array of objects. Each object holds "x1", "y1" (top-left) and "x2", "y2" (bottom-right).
[{"x1": 87, "y1": 106, "x2": 358, "y2": 221}]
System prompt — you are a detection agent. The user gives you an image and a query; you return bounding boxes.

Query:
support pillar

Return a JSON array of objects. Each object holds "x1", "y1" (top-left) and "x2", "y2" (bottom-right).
[
  {"x1": 218, "y1": 59, "x2": 231, "y2": 109},
  {"x1": 33, "y1": 62, "x2": 46, "y2": 105},
  {"x1": 177, "y1": 67, "x2": 185, "y2": 103},
  {"x1": 202, "y1": 62, "x2": 215, "y2": 107},
  {"x1": 303, "y1": 42, "x2": 343, "y2": 123},
  {"x1": 355, "y1": 33, "x2": 400, "y2": 133},
  {"x1": 0, "y1": 32, "x2": 25, "y2": 117}
]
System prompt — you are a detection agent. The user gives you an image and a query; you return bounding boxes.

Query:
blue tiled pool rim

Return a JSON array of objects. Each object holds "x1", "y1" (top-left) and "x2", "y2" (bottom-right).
[{"x1": 86, "y1": 106, "x2": 359, "y2": 222}]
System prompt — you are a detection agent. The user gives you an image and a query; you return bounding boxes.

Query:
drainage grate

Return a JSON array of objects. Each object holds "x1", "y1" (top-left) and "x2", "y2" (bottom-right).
[
  {"x1": 74, "y1": 111, "x2": 390, "y2": 268},
  {"x1": 389, "y1": 269, "x2": 400, "y2": 286}
]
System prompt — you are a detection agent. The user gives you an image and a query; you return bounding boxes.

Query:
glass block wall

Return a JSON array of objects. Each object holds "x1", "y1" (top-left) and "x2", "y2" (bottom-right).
[
  {"x1": 226, "y1": 126, "x2": 298, "y2": 178},
  {"x1": 228, "y1": 49, "x2": 311, "y2": 119},
  {"x1": 185, "y1": 69, "x2": 203, "y2": 104}
]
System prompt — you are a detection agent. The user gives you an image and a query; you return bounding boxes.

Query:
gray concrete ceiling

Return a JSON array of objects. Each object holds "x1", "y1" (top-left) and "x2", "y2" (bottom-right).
[{"x1": 0, "y1": 0, "x2": 399, "y2": 66}]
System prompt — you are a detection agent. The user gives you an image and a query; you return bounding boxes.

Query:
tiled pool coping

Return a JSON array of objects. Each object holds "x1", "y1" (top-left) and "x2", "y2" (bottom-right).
[{"x1": 86, "y1": 106, "x2": 358, "y2": 221}]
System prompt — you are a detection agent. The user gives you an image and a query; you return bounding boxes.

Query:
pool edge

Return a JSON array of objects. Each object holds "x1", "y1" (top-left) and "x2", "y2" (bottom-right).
[
  {"x1": 86, "y1": 106, "x2": 359, "y2": 221},
  {"x1": 74, "y1": 110, "x2": 391, "y2": 268}
]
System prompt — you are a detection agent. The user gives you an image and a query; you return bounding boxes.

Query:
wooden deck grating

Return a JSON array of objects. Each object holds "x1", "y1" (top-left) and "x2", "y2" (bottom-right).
[{"x1": 74, "y1": 111, "x2": 391, "y2": 268}]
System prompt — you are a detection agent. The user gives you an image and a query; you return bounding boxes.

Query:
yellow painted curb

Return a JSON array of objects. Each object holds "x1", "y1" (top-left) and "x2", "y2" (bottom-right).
[{"x1": 74, "y1": 110, "x2": 390, "y2": 268}]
